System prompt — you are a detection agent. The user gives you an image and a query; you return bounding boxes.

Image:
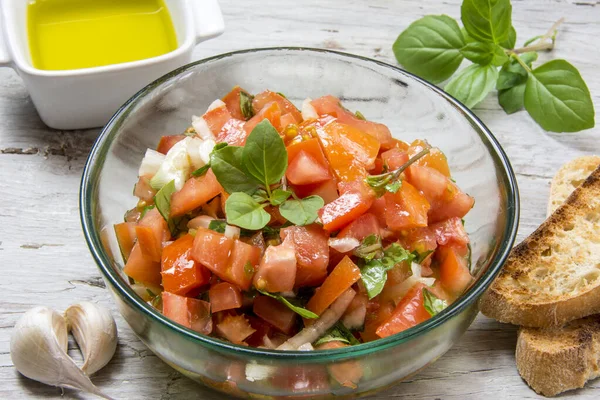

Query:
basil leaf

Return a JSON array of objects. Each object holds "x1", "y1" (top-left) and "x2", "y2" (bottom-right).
[
  {"x1": 498, "y1": 83, "x2": 526, "y2": 114},
  {"x1": 524, "y1": 60, "x2": 595, "y2": 133},
  {"x1": 423, "y1": 289, "x2": 448, "y2": 316},
  {"x1": 257, "y1": 290, "x2": 318, "y2": 319},
  {"x1": 412, "y1": 249, "x2": 434, "y2": 264},
  {"x1": 354, "y1": 110, "x2": 366, "y2": 120},
  {"x1": 461, "y1": 0, "x2": 512, "y2": 44},
  {"x1": 252, "y1": 188, "x2": 269, "y2": 203},
  {"x1": 445, "y1": 64, "x2": 499, "y2": 108},
  {"x1": 210, "y1": 145, "x2": 260, "y2": 194},
  {"x1": 208, "y1": 220, "x2": 227, "y2": 234},
  {"x1": 240, "y1": 91, "x2": 255, "y2": 120},
  {"x1": 499, "y1": 25, "x2": 517, "y2": 49},
  {"x1": 360, "y1": 243, "x2": 415, "y2": 299},
  {"x1": 496, "y1": 52, "x2": 537, "y2": 91},
  {"x1": 354, "y1": 234, "x2": 383, "y2": 261},
  {"x1": 385, "y1": 180, "x2": 402, "y2": 194},
  {"x1": 191, "y1": 164, "x2": 210, "y2": 177},
  {"x1": 279, "y1": 195, "x2": 324, "y2": 226},
  {"x1": 315, "y1": 323, "x2": 360, "y2": 346},
  {"x1": 392, "y1": 15, "x2": 465, "y2": 84},
  {"x1": 154, "y1": 180, "x2": 179, "y2": 233},
  {"x1": 242, "y1": 120, "x2": 288, "y2": 186},
  {"x1": 139, "y1": 204, "x2": 155, "y2": 219},
  {"x1": 225, "y1": 192, "x2": 271, "y2": 230},
  {"x1": 270, "y1": 189, "x2": 292, "y2": 206},
  {"x1": 460, "y1": 42, "x2": 508, "y2": 66}
]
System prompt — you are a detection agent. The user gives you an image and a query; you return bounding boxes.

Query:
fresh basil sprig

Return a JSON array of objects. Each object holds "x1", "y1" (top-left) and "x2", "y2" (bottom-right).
[
  {"x1": 208, "y1": 219, "x2": 227, "y2": 234},
  {"x1": 279, "y1": 195, "x2": 324, "y2": 226},
  {"x1": 359, "y1": 243, "x2": 415, "y2": 299},
  {"x1": 365, "y1": 148, "x2": 430, "y2": 196},
  {"x1": 393, "y1": 2, "x2": 594, "y2": 133},
  {"x1": 154, "y1": 180, "x2": 179, "y2": 234},
  {"x1": 257, "y1": 289, "x2": 318, "y2": 319}
]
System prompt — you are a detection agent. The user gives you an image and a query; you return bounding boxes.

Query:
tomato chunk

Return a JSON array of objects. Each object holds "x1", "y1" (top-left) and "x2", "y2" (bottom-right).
[
  {"x1": 381, "y1": 148, "x2": 408, "y2": 170},
  {"x1": 281, "y1": 225, "x2": 329, "y2": 287},
  {"x1": 216, "y1": 314, "x2": 256, "y2": 344},
  {"x1": 225, "y1": 240, "x2": 261, "y2": 290},
  {"x1": 253, "y1": 90, "x2": 302, "y2": 122},
  {"x1": 244, "y1": 102, "x2": 282, "y2": 133},
  {"x1": 161, "y1": 234, "x2": 211, "y2": 295},
  {"x1": 279, "y1": 112, "x2": 299, "y2": 128},
  {"x1": 170, "y1": 169, "x2": 223, "y2": 217},
  {"x1": 287, "y1": 150, "x2": 332, "y2": 185},
  {"x1": 376, "y1": 283, "x2": 431, "y2": 338},
  {"x1": 134, "y1": 175, "x2": 156, "y2": 202},
  {"x1": 162, "y1": 292, "x2": 212, "y2": 334},
  {"x1": 307, "y1": 256, "x2": 361, "y2": 316},
  {"x1": 114, "y1": 222, "x2": 137, "y2": 261},
  {"x1": 221, "y1": 86, "x2": 248, "y2": 120},
  {"x1": 318, "y1": 185, "x2": 374, "y2": 232},
  {"x1": 156, "y1": 135, "x2": 186, "y2": 154},
  {"x1": 136, "y1": 208, "x2": 169, "y2": 262},
  {"x1": 190, "y1": 227, "x2": 234, "y2": 278},
  {"x1": 292, "y1": 180, "x2": 339, "y2": 204},
  {"x1": 123, "y1": 242, "x2": 162, "y2": 286},
  {"x1": 431, "y1": 217, "x2": 469, "y2": 248},
  {"x1": 316, "y1": 341, "x2": 363, "y2": 388},
  {"x1": 337, "y1": 213, "x2": 380, "y2": 241},
  {"x1": 253, "y1": 295, "x2": 297, "y2": 334},
  {"x1": 216, "y1": 119, "x2": 248, "y2": 146},
  {"x1": 253, "y1": 238, "x2": 297, "y2": 293},
  {"x1": 203, "y1": 105, "x2": 232, "y2": 135},
  {"x1": 408, "y1": 139, "x2": 450, "y2": 177},
  {"x1": 384, "y1": 181, "x2": 430, "y2": 231},
  {"x1": 361, "y1": 299, "x2": 394, "y2": 342},
  {"x1": 210, "y1": 282, "x2": 243, "y2": 312},
  {"x1": 437, "y1": 245, "x2": 472, "y2": 295}
]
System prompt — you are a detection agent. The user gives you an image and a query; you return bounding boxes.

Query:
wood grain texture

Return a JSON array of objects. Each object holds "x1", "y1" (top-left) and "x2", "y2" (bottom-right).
[{"x1": 1, "y1": 0, "x2": 599, "y2": 398}]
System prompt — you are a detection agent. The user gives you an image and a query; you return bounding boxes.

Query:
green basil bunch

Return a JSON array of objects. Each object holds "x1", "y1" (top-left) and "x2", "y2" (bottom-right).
[{"x1": 393, "y1": 0, "x2": 595, "y2": 133}]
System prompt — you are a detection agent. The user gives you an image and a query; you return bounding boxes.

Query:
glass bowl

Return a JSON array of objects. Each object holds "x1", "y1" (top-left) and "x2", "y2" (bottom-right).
[{"x1": 80, "y1": 48, "x2": 519, "y2": 398}]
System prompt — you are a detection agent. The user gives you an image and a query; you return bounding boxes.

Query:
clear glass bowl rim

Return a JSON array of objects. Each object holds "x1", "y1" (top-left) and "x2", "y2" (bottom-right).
[{"x1": 80, "y1": 47, "x2": 520, "y2": 362}]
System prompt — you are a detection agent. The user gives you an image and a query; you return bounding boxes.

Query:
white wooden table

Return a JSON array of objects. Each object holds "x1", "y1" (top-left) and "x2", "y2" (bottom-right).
[{"x1": 1, "y1": 0, "x2": 599, "y2": 398}]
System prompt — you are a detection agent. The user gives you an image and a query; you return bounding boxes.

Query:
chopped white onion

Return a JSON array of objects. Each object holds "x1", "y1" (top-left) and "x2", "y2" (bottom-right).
[
  {"x1": 192, "y1": 115, "x2": 215, "y2": 140},
  {"x1": 392, "y1": 263, "x2": 436, "y2": 305},
  {"x1": 149, "y1": 138, "x2": 192, "y2": 191},
  {"x1": 297, "y1": 343, "x2": 314, "y2": 351},
  {"x1": 206, "y1": 99, "x2": 226, "y2": 112},
  {"x1": 197, "y1": 138, "x2": 216, "y2": 165},
  {"x1": 185, "y1": 137, "x2": 206, "y2": 170},
  {"x1": 328, "y1": 237, "x2": 360, "y2": 253},
  {"x1": 224, "y1": 225, "x2": 241, "y2": 240},
  {"x1": 301, "y1": 98, "x2": 319, "y2": 120},
  {"x1": 187, "y1": 215, "x2": 215, "y2": 230},
  {"x1": 138, "y1": 149, "x2": 165, "y2": 177},
  {"x1": 245, "y1": 362, "x2": 276, "y2": 382}
]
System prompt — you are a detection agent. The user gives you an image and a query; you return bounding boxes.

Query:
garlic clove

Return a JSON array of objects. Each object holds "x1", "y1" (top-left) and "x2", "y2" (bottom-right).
[
  {"x1": 10, "y1": 307, "x2": 112, "y2": 399},
  {"x1": 64, "y1": 302, "x2": 117, "y2": 376}
]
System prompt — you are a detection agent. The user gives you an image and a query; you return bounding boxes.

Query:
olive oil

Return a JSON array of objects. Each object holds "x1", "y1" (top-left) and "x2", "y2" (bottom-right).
[{"x1": 28, "y1": 0, "x2": 178, "y2": 71}]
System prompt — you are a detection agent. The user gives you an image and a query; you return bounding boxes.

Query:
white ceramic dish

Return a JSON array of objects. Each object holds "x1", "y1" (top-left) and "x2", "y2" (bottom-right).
[{"x1": 0, "y1": 0, "x2": 224, "y2": 130}]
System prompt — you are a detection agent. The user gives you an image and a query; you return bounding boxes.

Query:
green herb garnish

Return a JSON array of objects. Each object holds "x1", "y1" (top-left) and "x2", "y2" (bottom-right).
[
  {"x1": 423, "y1": 289, "x2": 448, "y2": 317},
  {"x1": 257, "y1": 289, "x2": 318, "y2": 319},
  {"x1": 240, "y1": 91, "x2": 255, "y2": 120},
  {"x1": 154, "y1": 180, "x2": 178, "y2": 234},
  {"x1": 315, "y1": 323, "x2": 360, "y2": 346},
  {"x1": 353, "y1": 234, "x2": 383, "y2": 261},
  {"x1": 191, "y1": 164, "x2": 210, "y2": 177},
  {"x1": 208, "y1": 220, "x2": 227, "y2": 234},
  {"x1": 354, "y1": 110, "x2": 366, "y2": 120},
  {"x1": 278, "y1": 195, "x2": 324, "y2": 226},
  {"x1": 365, "y1": 148, "x2": 430, "y2": 196},
  {"x1": 360, "y1": 243, "x2": 415, "y2": 299}
]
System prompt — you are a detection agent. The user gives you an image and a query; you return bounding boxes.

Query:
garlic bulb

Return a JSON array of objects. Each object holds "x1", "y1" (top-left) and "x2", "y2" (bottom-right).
[
  {"x1": 10, "y1": 307, "x2": 112, "y2": 399},
  {"x1": 65, "y1": 302, "x2": 118, "y2": 375}
]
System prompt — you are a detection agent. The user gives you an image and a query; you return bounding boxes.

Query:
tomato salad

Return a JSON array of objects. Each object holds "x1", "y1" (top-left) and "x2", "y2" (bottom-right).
[{"x1": 116, "y1": 87, "x2": 475, "y2": 352}]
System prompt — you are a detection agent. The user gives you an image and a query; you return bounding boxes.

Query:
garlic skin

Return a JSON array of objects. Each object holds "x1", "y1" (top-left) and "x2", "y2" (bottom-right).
[
  {"x1": 10, "y1": 307, "x2": 111, "y2": 399},
  {"x1": 65, "y1": 302, "x2": 117, "y2": 375}
]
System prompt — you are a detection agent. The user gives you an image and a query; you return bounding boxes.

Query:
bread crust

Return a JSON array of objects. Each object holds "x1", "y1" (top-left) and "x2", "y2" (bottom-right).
[{"x1": 480, "y1": 165, "x2": 600, "y2": 327}]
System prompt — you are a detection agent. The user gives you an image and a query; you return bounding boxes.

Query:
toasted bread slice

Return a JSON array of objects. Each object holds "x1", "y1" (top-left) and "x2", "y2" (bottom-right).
[
  {"x1": 480, "y1": 165, "x2": 600, "y2": 327},
  {"x1": 516, "y1": 316, "x2": 600, "y2": 396},
  {"x1": 548, "y1": 156, "x2": 600, "y2": 216}
]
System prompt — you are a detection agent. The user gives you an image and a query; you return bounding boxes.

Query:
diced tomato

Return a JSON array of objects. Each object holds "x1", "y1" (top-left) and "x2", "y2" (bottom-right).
[
  {"x1": 389, "y1": 138, "x2": 410, "y2": 151},
  {"x1": 156, "y1": 135, "x2": 186, "y2": 154},
  {"x1": 225, "y1": 240, "x2": 261, "y2": 290},
  {"x1": 407, "y1": 165, "x2": 474, "y2": 223},
  {"x1": 253, "y1": 295, "x2": 297, "y2": 334},
  {"x1": 253, "y1": 90, "x2": 302, "y2": 122},
  {"x1": 318, "y1": 184, "x2": 375, "y2": 232},
  {"x1": 279, "y1": 112, "x2": 299, "y2": 128},
  {"x1": 253, "y1": 238, "x2": 297, "y2": 293},
  {"x1": 245, "y1": 315, "x2": 275, "y2": 347},
  {"x1": 379, "y1": 262, "x2": 413, "y2": 305},
  {"x1": 114, "y1": 222, "x2": 137, "y2": 261},
  {"x1": 123, "y1": 242, "x2": 162, "y2": 285},
  {"x1": 162, "y1": 292, "x2": 212, "y2": 334},
  {"x1": 408, "y1": 139, "x2": 451, "y2": 177},
  {"x1": 209, "y1": 282, "x2": 242, "y2": 312},
  {"x1": 216, "y1": 314, "x2": 256, "y2": 344},
  {"x1": 287, "y1": 151, "x2": 332, "y2": 185},
  {"x1": 369, "y1": 158, "x2": 385, "y2": 174},
  {"x1": 316, "y1": 341, "x2": 363, "y2": 388},
  {"x1": 281, "y1": 225, "x2": 329, "y2": 287},
  {"x1": 136, "y1": 207, "x2": 170, "y2": 262},
  {"x1": 244, "y1": 102, "x2": 282, "y2": 133},
  {"x1": 381, "y1": 148, "x2": 409, "y2": 170},
  {"x1": 337, "y1": 213, "x2": 380, "y2": 241},
  {"x1": 436, "y1": 245, "x2": 472, "y2": 295},
  {"x1": 203, "y1": 105, "x2": 232, "y2": 135},
  {"x1": 134, "y1": 175, "x2": 156, "y2": 202},
  {"x1": 170, "y1": 169, "x2": 223, "y2": 217},
  {"x1": 265, "y1": 205, "x2": 287, "y2": 225},
  {"x1": 161, "y1": 234, "x2": 210, "y2": 295},
  {"x1": 292, "y1": 180, "x2": 339, "y2": 204},
  {"x1": 399, "y1": 226, "x2": 438, "y2": 254},
  {"x1": 368, "y1": 197, "x2": 387, "y2": 227},
  {"x1": 221, "y1": 86, "x2": 248, "y2": 120},
  {"x1": 307, "y1": 256, "x2": 361, "y2": 315},
  {"x1": 190, "y1": 227, "x2": 234, "y2": 277},
  {"x1": 361, "y1": 299, "x2": 394, "y2": 342},
  {"x1": 376, "y1": 283, "x2": 431, "y2": 338},
  {"x1": 384, "y1": 181, "x2": 430, "y2": 231},
  {"x1": 270, "y1": 365, "x2": 330, "y2": 393},
  {"x1": 431, "y1": 217, "x2": 469, "y2": 248},
  {"x1": 216, "y1": 119, "x2": 248, "y2": 146},
  {"x1": 311, "y1": 95, "x2": 393, "y2": 147}
]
